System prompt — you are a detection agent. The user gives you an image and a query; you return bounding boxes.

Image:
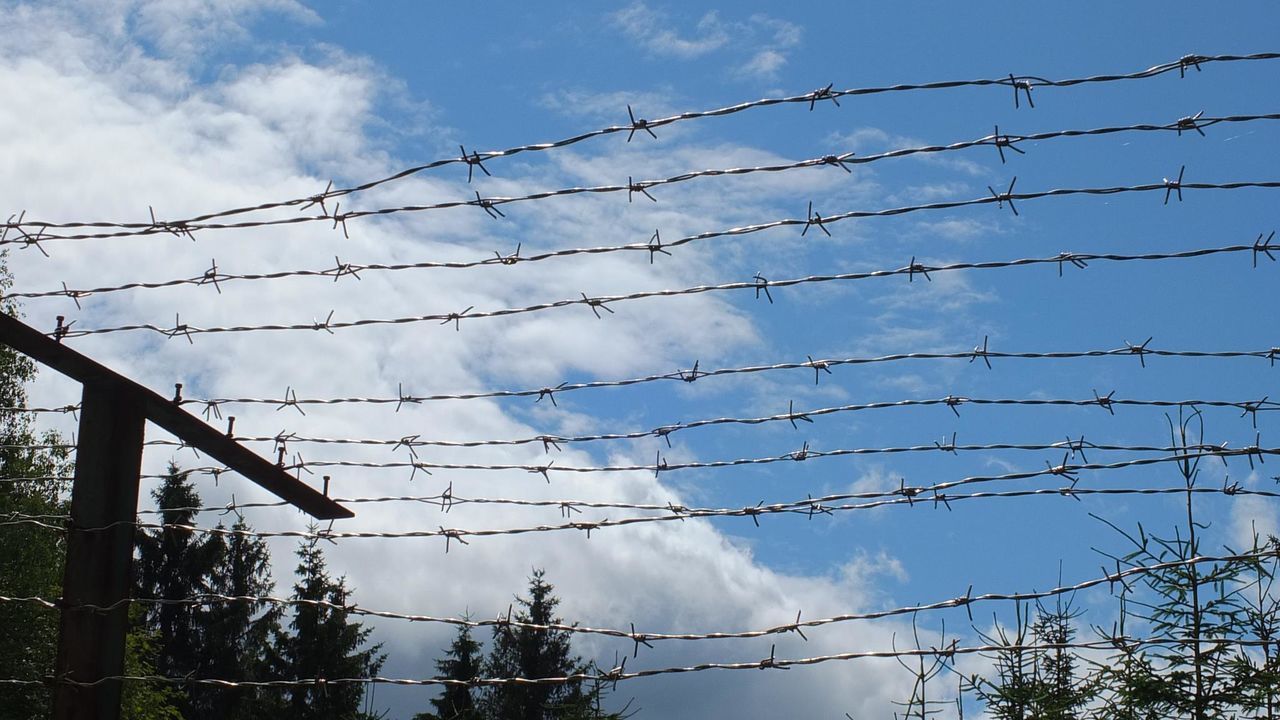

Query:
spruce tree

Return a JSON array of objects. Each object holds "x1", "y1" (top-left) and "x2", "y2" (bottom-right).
[
  {"x1": 271, "y1": 529, "x2": 385, "y2": 720},
  {"x1": 415, "y1": 622, "x2": 484, "y2": 720},
  {"x1": 134, "y1": 464, "x2": 224, "y2": 717},
  {"x1": 201, "y1": 518, "x2": 281, "y2": 720},
  {"x1": 484, "y1": 569, "x2": 584, "y2": 720}
]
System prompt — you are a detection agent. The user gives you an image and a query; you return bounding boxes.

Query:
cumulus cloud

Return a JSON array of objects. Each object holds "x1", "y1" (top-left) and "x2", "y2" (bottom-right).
[{"x1": 0, "y1": 2, "x2": 920, "y2": 717}]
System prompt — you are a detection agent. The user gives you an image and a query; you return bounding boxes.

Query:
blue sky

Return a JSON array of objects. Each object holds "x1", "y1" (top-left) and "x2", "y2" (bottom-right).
[{"x1": 2, "y1": 1, "x2": 1279, "y2": 717}]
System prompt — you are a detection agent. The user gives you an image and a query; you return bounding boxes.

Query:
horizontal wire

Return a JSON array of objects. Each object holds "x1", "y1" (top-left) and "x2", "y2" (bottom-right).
[
  {"x1": 3, "y1": 395, "x2": 1270, "y2": 464},
  {"x1": 2, "y1": 549, "x2": 1273, "y2": 651},
  {"x1": 6, "y1": 111, "x2": 1279, "y2": 269},
  {"x1": 4, "y1": 436, "x2": 1263, "y2": 475},
  {"x1": 3, "y1": 52, "x2": 1273, "y2": 244},
  {"x1": 217, "y1": 395, "x2": 1280, "y2": 450},
  {"x1": 8, "y1": 447, "x2": 1274, "y2": 542},
  {"x1": 53, "y1": 227, "x2": 1280, "y2": 341},
  {"x1": 126, "y1": 482, "x2": 1280, "y2": 520},
  {"x1": 176, "y1": 343, "x2": 1280, "y2": 412},
  {"x1": 5, "y1": 340, "x2": 1279, "y2": 422},
  {"x1": 1, "y1": 635, "x2": 1274, "y2": 689}
]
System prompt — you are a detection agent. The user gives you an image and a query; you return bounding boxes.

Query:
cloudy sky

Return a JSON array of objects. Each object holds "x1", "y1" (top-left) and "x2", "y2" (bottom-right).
[{"x1": 2, "y1": 1, "x2": 1279, "y2": 717}]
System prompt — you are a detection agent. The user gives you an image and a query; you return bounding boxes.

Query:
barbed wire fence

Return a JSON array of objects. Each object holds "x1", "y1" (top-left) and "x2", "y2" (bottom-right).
[{"x1": 3, "y1": 49, "x2": 1280, "y2": 717}]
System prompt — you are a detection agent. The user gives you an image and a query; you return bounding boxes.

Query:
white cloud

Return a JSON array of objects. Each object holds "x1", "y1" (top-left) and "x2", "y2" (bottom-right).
[
  {"x1": 609, "y1": 3, "x2": 803, "y2": 81},
  {"x1": 610, "y1": 3, "x2": 728, "y2": 59},
  {"x1": 0, "y1": 3, "x2": 922, "y2": 717}
]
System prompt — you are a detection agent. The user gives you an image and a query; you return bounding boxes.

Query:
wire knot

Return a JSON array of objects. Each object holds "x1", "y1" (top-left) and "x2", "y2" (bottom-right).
[
  {"x1": 1008, "y1": 74, "x2": 1035, "y2": 108},
  {"x1": 472, "y1": 191, "x2": 506, "y2": 219},
  {"x1": 802, "y1": 201, "x2": 831, "y2": 237},
  {"x1": 1253, "y1": 231, "x2": 1276, "y2": 268},
  {"x1": 626, "y1": 104, "x2": 658, "y2": 142},
  {"x1": 753, "y1": 273, "x2": 773, "y2": 303},
  {"x1": 1057, "y1": 251, "x2": 1088, "y2": 276},
  {"x1": 440, "y1": 306, "x2": 474, "y2": 331},
  {"x1": 988, "y1": 177, "x2": 1019, "y2": 215},
  {"x1": 1125, "y1": 337, "x2": 1153, "y2": 367},
  {"x1": 907, "y1": 256, "x2": 932, "y2": 282},
  {"x1": 1175, "y1": 110, "x2": 1206, "y2": 137},
  {"x1": 459, "y1": 144, "x2": 492, "y2": 183},
  {"x1": 1163, "y1": 165, "x2": 1186, "y2": 205},
  {"x1": 627, "y1": 176, "x2": 657, "y2": 203},
  {"x1": 820, "y1": 153, "x2": 854, "y2": 173},
  {"x1": 808, "y1": 83, "x2": 840, "y2": 111},
  {"x1": 991, "y1": 124, "x2": 1026, "y2": 164},
  {"x1": 581, "y1": 293, "x2": 615, "y2": 319},
  {"x1": 1179, "y1": 54, "x2": 1205, "y2": 77}
]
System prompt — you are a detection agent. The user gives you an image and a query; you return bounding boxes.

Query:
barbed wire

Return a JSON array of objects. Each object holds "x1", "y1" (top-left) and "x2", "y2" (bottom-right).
[
  {"x1": 3, "y1": 435, "x2": 1270, "y2": 475},
  {"x1": 120, "y1": 481, "x2": 1280, "y2": 520},
  {"x1": 6, "y1": 112, "x2": 1280, "y2": 270},
  {"x1": 5, "y1": 446, "x2": 1275, "y2": 544},
  {"x1": 4, "y1": 339, "x2": 1278, "y2": 422},
  {"x1": 1, "y1": 635, "x2": 1275, "y2": 690},
  {"x1": 169, "y1": 342, "x2": 1280, "y2": 413},
  {"x1": 1, "y1": 548, "x2": 1273, "y2": 650},
  {"x1": 49, "y1": 229, "x2": 1280, "y2": 341},
  {"x1": 2, "y1": 394, "x2": 1270, "y2": 462},
  {"x1": 2, "y1": 51, "x2": 1276, "y2": 245}
]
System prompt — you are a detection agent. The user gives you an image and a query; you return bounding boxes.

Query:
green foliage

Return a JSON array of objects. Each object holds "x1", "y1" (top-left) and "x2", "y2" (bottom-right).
[
  {"x1": 415, "y1": 623, "x2": 484, "y2": 720},
  {"x1": 120, "y1": 605, "x2": 186, "y2": 720},
  {"x1": 134, "y1": 465, "x2": 226, "y2": 718},
  {"x1": 269, "y1": 529, "x2": 385, "y2": 720},
  {"x1": 970, "y1": 600, "x2": 1093, "y2": 720},
  {"x1": 483, "y1": 569, "x2": 584, "y2": 720},
  {"x1": 0, "y1": 251, "x2": 72, "y2": 720}
]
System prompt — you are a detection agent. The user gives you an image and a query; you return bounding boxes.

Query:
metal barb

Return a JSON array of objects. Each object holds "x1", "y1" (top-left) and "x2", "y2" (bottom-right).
[
  {"x1": 992, "y1": 125, "x2": 1025, "y2": 164},
  {"x1": 627, "y1": 176, "x2": 656, "y2": 203},
  {"x1": 1125, "y1": 337, "x2": 1153, "y2": 368},
  {"x1": 1176, "y1": 111, "x2": 1207, "y2": 137},
  {"x1": 808, "y1": 83, "x2": 840, "y2": 111},
  {"x1": 647, "y1": 230, "x2": 669, "y2": 263},
  {"x1": 1009, "y1": 74, "x2": 1035, "y2": 109},
  {"x1": 459, "y1": 145, "x2": 492, "y2": 183},
  {"x1": 472, "y1": 191, "x2": 505, "y2": 219},
  {"x1": 753, "y1": 273, "x2": 773, "y2": 303},
  {"x1": 907, "y1": 256, "x2": 932, "y2": 282},
  {"x1": 988, "y1": 177, "x2": 1019, "y2": 215},
  {"x1": 1253, "y1": 231, "x2": 1276, "y2": 268},
  {"x1": 626, "y1": 105, "x2": 658, "y2": 142},
  {"x1": 970, "y1": 335, "x2": 992, "y2": 369},
  {"x1": 802, "y1": 201, "x2": 831, "y2": 237},
  {"x1": 1163, "y1": 165, "x2": 1186, "y2": 204}
]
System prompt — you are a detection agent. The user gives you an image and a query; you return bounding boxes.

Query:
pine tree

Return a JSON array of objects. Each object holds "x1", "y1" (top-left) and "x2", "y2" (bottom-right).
[
  {"x1": 415, "y1": 622, "x2": 484, "y2": 720},
  {"x1": 0, "y1": 252, "x2": 73, "y2": 719},
  {"x1": 483, "y1": 569, "x2": 585, "y2": 720},
  {"x1": 271, "y1": 528, "x2": 385, "y2": 720}
]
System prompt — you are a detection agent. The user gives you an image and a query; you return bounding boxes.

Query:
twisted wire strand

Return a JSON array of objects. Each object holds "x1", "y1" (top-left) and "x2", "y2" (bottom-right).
[
  {"x1": 54, "y1": 233, "x2": 1280, "y2": 341},
  {"x1": 175, "y1": 343, "x2": 1280, "y2": 411},
  {"x1": 2, "y1": 436, "x2": 1267, "y2": 475},
  {"x1": 4, "y1": 51, "x2": 1276, "y2": 240},
  {"x1": 6, "y1": 112, "x2": 1279, "y2": 265},
  {"x1": 6, "y1": 447, "x2": 1275, "y2": 542},
  {"x1": 1, "y1": 635, "x2": 1275, "y2": 689},
  {"x1": 1, "y1": 549, "x2": 1273, "y2": 649}
]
